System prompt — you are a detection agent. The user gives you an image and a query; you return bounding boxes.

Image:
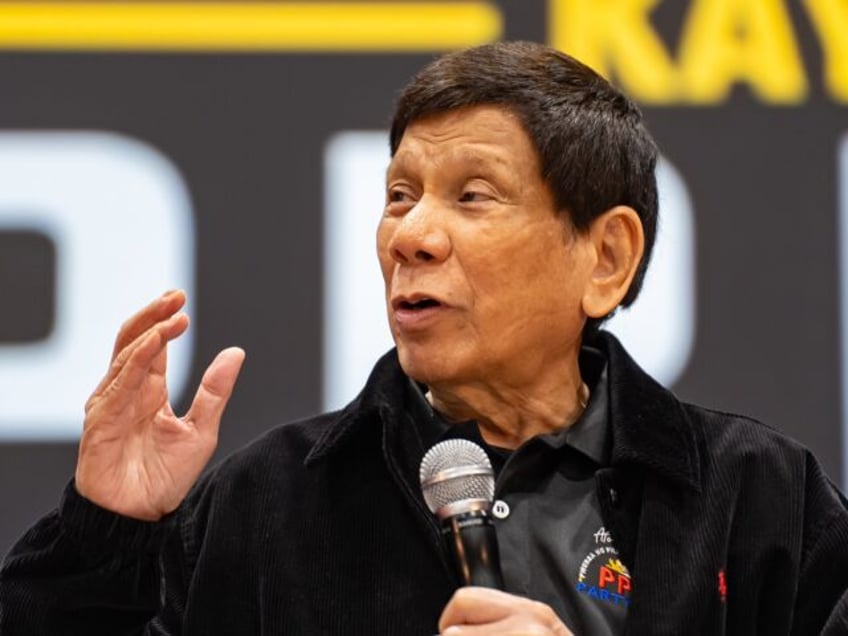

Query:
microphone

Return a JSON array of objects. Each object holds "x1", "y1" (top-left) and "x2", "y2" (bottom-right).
[{"x1": 419, "y1": 439, "x2": 505, "y2": 589}]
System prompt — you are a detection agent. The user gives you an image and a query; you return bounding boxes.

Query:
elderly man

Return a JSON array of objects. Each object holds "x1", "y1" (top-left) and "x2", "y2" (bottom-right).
[{"x1": 2, "y1": 41, "x2": 847, "y2": 635}]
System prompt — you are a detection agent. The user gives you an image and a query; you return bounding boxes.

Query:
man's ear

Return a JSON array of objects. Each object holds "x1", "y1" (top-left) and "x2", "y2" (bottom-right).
[{"x1": 581, "y1": 206, "x2": 645, "y2": 319}]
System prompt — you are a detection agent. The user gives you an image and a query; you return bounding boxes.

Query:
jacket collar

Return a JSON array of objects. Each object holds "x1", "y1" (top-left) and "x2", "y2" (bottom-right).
[
  {"x1": 591, "y1": 331, "x2": 701, "y2": 492},
  {"x1": 304, "y1": 349, "x2": 406, "y2": 466},
  {"x1": 306, "y1": 332, "x2": 702, "y2": 492}
]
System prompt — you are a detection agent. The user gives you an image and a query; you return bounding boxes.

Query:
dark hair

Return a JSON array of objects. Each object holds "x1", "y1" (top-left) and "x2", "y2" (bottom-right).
[{"x1": 390, "y1": 41, "x2": 658, "y2": 329}]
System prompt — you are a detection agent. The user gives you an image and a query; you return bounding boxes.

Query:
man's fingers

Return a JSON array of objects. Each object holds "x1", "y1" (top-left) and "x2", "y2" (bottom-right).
[
  {"x1": 111, "y1": 290, "x2": 186, "y2": 361},
  {"x1": 440, "y1": 588, "x2": 519, "y2": 628},
  {"x1": 87, "y1": 312, "x2": 189, "y2": 409},
  {"x1": 185, "y1": 347, "x2": 246, "y2": 435},
  {"x1": 442, "y1": 616, "x2": 566, "y2": 636},
  {"x1": 89, "y1": 327, "x2": 169, "y2": 418},
  {"x1": 439, "y1": 588, "x2": 571, "y2": 636},
  {"x1": 441, "y1": 619, "x2": 544, "y2": 636},
  {"x1": 149, "y1": 313, "x2": 189, "y2": 378}
]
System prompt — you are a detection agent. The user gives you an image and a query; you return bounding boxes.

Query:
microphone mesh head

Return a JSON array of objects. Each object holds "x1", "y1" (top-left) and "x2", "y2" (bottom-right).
[{"x1": 419, "y1": 439, "x2": 495, "y2": 514}]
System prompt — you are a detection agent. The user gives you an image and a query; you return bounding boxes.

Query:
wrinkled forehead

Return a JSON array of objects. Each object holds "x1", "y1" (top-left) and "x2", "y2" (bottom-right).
[
  {"x1": 392, "y1": 103, "x2": 531, "y2": 152},
  {"x1": 387, "y1": 105, "x2": 541, "y2": 177}
]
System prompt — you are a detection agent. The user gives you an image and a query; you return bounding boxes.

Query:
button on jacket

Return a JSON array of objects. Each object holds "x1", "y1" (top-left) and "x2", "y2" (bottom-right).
[{"x1": 2, "y1": 332, "x2": 847, "y2": 635}]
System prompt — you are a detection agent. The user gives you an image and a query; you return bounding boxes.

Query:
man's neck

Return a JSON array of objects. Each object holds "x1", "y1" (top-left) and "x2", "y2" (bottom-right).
[{"x1": 426, "y1": 358, "x2": 588, "y2": 449}]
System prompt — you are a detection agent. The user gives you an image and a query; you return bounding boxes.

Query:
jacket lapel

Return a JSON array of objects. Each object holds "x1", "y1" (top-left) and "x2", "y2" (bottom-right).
[
  {"x1": 592, "y1": 333, "x2": 724, "y2": 634},
  {"x1": 307, "y1": 350, "x2": 453, "y2": 578}
]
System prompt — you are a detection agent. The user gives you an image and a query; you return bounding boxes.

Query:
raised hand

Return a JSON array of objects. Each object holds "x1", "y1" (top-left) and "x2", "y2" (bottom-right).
[{"x1": 75, "y1": 290, "x2": 245, "y2": 521}]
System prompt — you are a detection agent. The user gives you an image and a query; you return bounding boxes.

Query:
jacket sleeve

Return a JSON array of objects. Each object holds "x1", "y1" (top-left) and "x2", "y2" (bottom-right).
[
  {"x1": 791, "y1": 452, "x2": 848, "y2": 636},
  {"x1": 0, "y1": 481, "x2": 190, "y2": 636}
]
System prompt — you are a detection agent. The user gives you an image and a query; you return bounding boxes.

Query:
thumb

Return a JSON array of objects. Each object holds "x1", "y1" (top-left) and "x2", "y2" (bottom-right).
[{"x1": 185, "y1": 347, "x2": 246, "y2": 433}]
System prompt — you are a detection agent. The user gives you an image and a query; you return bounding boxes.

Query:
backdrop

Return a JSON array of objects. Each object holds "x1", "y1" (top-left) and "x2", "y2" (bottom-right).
[{"x1": 2, "y1": 0, "x2": 847, "y2": 553}]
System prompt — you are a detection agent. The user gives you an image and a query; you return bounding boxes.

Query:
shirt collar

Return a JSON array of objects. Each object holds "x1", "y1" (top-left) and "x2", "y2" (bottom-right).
[{"x1": 540, "y1": 347, "x2": 609, "y2": 465}]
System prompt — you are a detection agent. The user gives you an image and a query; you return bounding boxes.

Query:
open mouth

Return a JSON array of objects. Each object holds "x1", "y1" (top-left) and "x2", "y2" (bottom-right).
[{"x1": 398, "y1": 298, "x2": 441, "y2": 310}]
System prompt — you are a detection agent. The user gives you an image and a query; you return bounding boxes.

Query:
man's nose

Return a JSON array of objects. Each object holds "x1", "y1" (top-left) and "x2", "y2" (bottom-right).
[{"x1": 389, "y1": 198, "x2": 451, "y2": 265}]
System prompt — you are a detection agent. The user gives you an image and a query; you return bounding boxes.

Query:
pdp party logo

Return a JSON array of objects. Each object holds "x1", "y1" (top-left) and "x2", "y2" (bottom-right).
[{"x1": 575, "y1": 527, "x2": 632, "y2": 608}]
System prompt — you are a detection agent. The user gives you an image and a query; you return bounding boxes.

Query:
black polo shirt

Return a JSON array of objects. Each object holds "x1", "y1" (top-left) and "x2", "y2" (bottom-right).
[{"x1": 408, "y1": 347, "x2": 630, "y2": 635}]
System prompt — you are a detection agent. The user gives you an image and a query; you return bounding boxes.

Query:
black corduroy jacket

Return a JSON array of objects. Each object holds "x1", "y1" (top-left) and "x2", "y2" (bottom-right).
[{"x1": 2, "y1": 332, "x2": 848, "y2": 635}]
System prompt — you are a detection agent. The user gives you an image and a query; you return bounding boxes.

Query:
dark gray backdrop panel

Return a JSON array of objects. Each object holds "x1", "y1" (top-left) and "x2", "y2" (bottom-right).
[{"x1": 1, "y1": 1, "x2": 844, "y2": 554}]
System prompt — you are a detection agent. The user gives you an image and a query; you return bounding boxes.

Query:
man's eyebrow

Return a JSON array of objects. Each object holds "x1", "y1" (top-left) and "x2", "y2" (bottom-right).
[
  {"x1": 455, "y1": 149, "x2": 512, "y2": 170},
  {"x1": 386, "y1": 155, "x2": 407, "y2": 179}
]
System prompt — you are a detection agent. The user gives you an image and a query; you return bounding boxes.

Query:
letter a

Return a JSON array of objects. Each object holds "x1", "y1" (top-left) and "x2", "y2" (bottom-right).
[
  {"x1": 678, "y1": 0, "x2": 807, "y2": 104},
  {"x1": 804, "y1": 0, "x2": 848, "y2": 101}
]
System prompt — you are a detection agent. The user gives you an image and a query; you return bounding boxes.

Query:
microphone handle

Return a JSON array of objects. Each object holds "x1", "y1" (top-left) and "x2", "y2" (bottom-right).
[{"x1": 442, "y1": 509, "x2": 505, "y2": 590}]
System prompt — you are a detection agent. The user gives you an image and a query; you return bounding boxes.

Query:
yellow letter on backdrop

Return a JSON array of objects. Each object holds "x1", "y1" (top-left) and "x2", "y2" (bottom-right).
[
  {"x1": 804, "y1": 0, "x2": 848, "y2": 102},
  {"x1": 549, "y1": 0, "x2": 679, "y2": 104},
  {"x1": 678, "y1": 0, "x2": 807, "y2": 104}
]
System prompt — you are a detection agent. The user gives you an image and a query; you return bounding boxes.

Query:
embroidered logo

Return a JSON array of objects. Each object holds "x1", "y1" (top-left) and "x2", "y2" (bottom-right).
[
  {"x1": 718, "y1": 568, "x2": 727, "y2": 603},
  {"x1": 575, "y1": 527, "x2": 632, "y2": 608}
]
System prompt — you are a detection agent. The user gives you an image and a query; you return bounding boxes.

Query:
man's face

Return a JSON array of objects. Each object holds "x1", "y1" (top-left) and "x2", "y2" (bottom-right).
[{"x1": 377, "y1": 105, "x2": 595, "y2": 388}]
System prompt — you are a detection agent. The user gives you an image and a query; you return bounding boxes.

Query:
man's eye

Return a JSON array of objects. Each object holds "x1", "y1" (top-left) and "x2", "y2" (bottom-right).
[
  {"x1": 459, "y1": 191, "x2": 487, "y2": 202},
  {"x1": 388, "y1": 190, "x2": 410, "y2": 203}
]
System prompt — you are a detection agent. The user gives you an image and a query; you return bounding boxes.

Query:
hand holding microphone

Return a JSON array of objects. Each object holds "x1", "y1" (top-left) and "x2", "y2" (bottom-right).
[{"x1": 420, "y1": 439, "x2": 573, "y2": 635}]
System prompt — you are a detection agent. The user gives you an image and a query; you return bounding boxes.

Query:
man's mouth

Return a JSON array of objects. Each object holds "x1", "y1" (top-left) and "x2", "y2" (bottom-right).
[
  {"x1": 397, "y1": 298, "x2": 441, "y2": 310},
  {"x1": 392, "y1": 295, "x2": 447, "y2": 329}
]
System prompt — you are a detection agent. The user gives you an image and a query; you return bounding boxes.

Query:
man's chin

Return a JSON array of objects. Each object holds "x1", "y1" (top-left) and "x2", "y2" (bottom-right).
[{"x1": 395, "y1": 344, "x2": 463, "y2": 386}]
